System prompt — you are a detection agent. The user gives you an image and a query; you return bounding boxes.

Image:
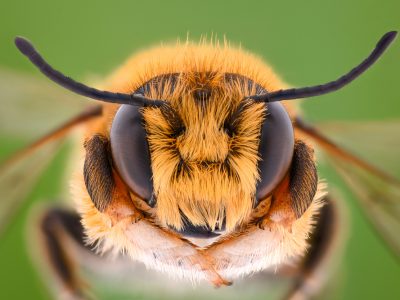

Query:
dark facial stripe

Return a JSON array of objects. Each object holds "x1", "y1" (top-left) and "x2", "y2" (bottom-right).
[
  {"x1": 83, "y1": 135, "x2": 115, "y2": 212},
  {"x1": 135, "y1": 72, "x2": 269, "y2": 98},
  {"x1": 289, "y1": 140, "x2": 318, "y2": 218}
]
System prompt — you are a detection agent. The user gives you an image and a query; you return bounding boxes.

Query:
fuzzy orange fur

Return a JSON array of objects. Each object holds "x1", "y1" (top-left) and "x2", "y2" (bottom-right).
[
  {"x1": 143, "y1": 81, "x2": 266, "y2": 230},
  {"x1": 71, "y1": 40, "x2": 323, "y2": 282},
  {"x1": 101, "y1": 41, "x2": 288, "y2": 231}
]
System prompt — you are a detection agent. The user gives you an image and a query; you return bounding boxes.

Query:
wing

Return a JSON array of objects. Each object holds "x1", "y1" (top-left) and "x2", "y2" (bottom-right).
[
  {"x1": 294, "y1": 118, "x2": 400, "y2": 257},
  {"x1": 0, "y1": 68, "x2": 90, "y2": 140},
  {"x1": 0, "y1": 68, "x2": 102, "y2": 235},
  {"x1": 311, "y1": 120, "x2": 400, "y2": 176},
  {"x1": 0, "y1": 140, "x2": 62, "y2": 235}
]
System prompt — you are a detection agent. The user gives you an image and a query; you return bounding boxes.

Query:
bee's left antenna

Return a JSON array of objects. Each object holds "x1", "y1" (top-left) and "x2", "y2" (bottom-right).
[
  {"x1": 251, "y1": 31, "x2": 397, "y2": 103},
  {"x1": 14, "y1": 37, "x2": 165, "y2": 107}
]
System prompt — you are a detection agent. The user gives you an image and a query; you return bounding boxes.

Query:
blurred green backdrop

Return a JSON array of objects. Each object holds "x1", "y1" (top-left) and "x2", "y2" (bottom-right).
[{"x1": 0, "y1": 0, "x2": 399, "y2": 299}]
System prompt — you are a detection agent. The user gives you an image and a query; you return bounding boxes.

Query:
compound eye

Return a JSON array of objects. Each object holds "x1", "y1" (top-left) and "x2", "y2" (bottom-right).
[
  {"x1": 110, "y1": 104, "x2": 154, "y2": 205},
  {"x1": 255, "y1": 102, "x2": 294, "y2": 204}
]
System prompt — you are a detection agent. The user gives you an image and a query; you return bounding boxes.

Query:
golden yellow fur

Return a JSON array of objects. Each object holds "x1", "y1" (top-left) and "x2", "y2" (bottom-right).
[
  {"x1": 144, "y1": 84, "x2": 266, "y2": 230},
  {"x1": 104, "y1": 40, "x2": 285, "y2": 95},
  {"x1": 70, "y1": 40, "x2": 323, "y2": 281},
  {"x1": 97, "y1": 41, "x2": 287, "y2": 231}
]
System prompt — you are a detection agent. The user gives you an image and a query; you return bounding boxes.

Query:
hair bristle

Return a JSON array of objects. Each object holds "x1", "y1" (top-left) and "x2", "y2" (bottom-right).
[
  {"x1": 105, "y1": 39, "x2": 286, "y2": 96},
  {"x1": 100, "y1": 40, "x2": 287, "y2": 231},
  {"x1": 141, "y1": 74, "x2": 266, "y2": 231}
]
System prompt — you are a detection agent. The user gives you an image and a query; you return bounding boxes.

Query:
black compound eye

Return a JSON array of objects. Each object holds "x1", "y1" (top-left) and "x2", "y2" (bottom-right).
[
  {"x1": 110, "y1": 104, "x2": 154, "y2": 206},
  {"x1": 255, "y1": 102, "x2": 294, "y2": 204}
]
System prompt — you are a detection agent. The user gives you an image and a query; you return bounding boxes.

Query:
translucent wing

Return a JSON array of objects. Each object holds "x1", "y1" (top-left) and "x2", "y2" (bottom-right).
[
  {"x1": 314, "y1": 121, "x2": 400, "y2": 176},
  {"x1": 0, "y1": 68, "x2": 89, "y2": 140},
  {"x1": 0, "y1": 68, "x2": 101, "y2": 235},
  {"x1": 0, "y1": 140, "x2": 62, "y2": 235},
  {"x1": 295, "y1": 119, "x2": 400, "y2": 257}
]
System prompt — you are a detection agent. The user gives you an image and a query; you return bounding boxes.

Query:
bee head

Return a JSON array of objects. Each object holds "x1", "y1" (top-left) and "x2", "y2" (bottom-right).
[{"x1": 114, "y1": 72, "x2": 293, "y2": 233}]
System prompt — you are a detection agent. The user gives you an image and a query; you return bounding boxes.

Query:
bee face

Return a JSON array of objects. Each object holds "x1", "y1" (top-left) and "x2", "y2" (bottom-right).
[
  {"x1": 142, "y1": 73, "x2": 267, "y2": 232},
  {"x1": 104, "y1": 44, "x2": 295, "y2": 237},
  {"x1": 110, "y1": 72, "x2": 276, "y2": 235}
]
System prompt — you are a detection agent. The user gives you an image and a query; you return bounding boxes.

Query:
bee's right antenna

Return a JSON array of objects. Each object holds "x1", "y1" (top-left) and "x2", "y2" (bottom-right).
[
  {"x1": 14, "y1": 37, "x2": 166, "y2": 107},
  {"x1": 251, "y1": 31, "x2": 397, "y2": 103}
]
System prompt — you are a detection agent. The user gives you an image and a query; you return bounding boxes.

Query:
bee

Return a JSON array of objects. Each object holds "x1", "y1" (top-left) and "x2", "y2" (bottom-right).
[{"x1": 0, "y1": 31, "x2": 399, "y2": 300}]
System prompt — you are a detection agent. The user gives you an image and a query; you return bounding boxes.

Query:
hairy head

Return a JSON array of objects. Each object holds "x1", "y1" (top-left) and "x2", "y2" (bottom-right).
[{"x1": 142, "y1": 73, "x2": 266, "y2": 230}]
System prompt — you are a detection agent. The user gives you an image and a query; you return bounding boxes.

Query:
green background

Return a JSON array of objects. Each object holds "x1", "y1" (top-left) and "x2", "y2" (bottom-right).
[{"x1": 0, "y1": 0, "x2": 399, "y2": 299}]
